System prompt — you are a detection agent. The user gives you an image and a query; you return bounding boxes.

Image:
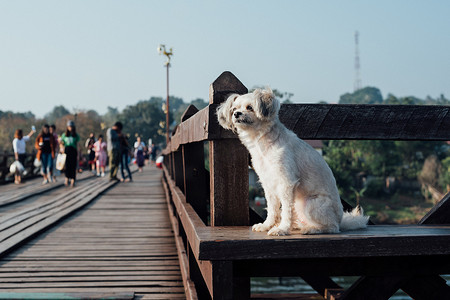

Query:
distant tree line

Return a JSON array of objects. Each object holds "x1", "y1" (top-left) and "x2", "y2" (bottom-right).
[{"x1": 0, "y1": 96, "x2": 208, "y2": 155}]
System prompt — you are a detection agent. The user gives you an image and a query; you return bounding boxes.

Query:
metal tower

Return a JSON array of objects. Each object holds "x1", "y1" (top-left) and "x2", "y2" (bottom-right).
[{"x1": 354, "y1": 31, "x2": 362, "y2": 91}]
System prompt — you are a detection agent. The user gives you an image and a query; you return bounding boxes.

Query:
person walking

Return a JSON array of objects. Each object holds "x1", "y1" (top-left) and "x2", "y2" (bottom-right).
[
  {"x1": 93, "y1": 134, "x2": 107, "y2": 177},
  {"x1": 107, "y1": 122, "x2": 122, "y2": 181},
  {"x1": 35, "y1": 124, "x2": 56, "y2": 184},
  {"x1": 85, "y1": 133, "x2": 96, "y2": 174},
  {"x1": 60, "y1": 120, "x2": 80, "y2": 187},
  {"x1": 120, "y1": 132, "x2": 132, "y2": 182},
  {"x1": 134, "y1": 136, "x2": 145, "y2": 172},
  {"x1": 49, "y1": 124, "x2": 59, "y2": 182},
  {"x1": 12, "y1": 128, "x2": 36, "y2": 184},
  {"x1": 150, "y1": 143, "x2": 159, "y2": 164}
]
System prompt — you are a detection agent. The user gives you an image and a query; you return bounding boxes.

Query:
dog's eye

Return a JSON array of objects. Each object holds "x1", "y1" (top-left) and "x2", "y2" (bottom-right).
[{"x1": 246, "y1": 105, "x2": 253, "y2": 111}]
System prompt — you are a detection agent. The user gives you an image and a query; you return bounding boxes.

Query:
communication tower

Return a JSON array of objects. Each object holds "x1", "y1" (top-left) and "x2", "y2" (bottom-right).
[{"x1": 354, "y1": 31, "x2": 362, "y2": 91}]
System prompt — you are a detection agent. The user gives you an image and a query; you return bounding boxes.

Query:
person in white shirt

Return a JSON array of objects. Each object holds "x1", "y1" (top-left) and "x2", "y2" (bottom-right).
[{"x1": 12, "y1": 128, "x2": 36, "y2": 184}]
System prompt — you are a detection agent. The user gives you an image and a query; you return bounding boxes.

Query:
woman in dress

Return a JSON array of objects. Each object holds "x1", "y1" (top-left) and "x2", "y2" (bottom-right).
[
  {"x1": 60, "y1": 121, "x2": 80, "y2": 187},
  {"x1": 134, "y1": 136, "x2": 145, "y2": 172},
  {"x1": 12, "y1": 128, "x2": 35, "y2": 184},
  {"x1": 93, "y1": 134, "x2": 107, "y2": 177}
]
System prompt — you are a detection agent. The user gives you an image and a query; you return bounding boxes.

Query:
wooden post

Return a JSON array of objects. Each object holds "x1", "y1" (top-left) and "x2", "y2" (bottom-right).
[
  {"x1": 182, "y1": 143, "x2": 209, "y2": 224},
  {"x1": 208, "y1": 72, "x2": 249, "y2": 226},
  {"x1": 173, "y1": 150, "x2": 184, "y2": 192},
  {"x1": 180, "y1": 105, "x2": 209, "y2": 224}
]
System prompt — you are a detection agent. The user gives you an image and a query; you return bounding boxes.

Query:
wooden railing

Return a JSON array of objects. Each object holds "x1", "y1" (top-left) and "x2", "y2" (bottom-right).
[
  {"x1": 0, "y1": 151, "x2": 39, "y2": 184},
  {"x1": 161, "y1": 71, "x2": 450, "y2": 299}
]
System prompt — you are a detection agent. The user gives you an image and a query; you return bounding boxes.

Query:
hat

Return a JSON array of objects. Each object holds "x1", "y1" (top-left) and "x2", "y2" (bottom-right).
[{"x1": 67, "y1": 120, "x2": 75, "y2": 127}]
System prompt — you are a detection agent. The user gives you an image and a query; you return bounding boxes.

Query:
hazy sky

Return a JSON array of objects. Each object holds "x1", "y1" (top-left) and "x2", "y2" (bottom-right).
[{"x1": 1, "y1": 0, "x2": 449, "y2": 117}]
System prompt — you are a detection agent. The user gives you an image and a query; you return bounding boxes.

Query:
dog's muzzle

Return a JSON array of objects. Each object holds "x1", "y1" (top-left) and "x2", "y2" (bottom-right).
[{"x1": 233, "y1": 112, "x2": 252, "y2": 124}]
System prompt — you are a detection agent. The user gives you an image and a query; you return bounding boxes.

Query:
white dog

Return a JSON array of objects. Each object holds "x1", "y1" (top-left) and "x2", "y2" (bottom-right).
[{"x1": 217, "y1": 88, "x2": 369, "y2": 236}]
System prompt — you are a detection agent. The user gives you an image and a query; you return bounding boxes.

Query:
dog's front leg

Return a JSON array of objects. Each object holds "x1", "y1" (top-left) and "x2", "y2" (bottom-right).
[
  {"x1": 252, "y1": 191, "x2": 279, "y2": 232},
  {"x1": 267, "y1": 190, "x2": 293, "y2": 236}
]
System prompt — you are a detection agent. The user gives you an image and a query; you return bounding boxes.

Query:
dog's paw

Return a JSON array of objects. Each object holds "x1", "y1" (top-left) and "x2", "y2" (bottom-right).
[
  {"x1": 252, "y1": 223, "x2": 270, "y2": 232},
  {"x1": 267, "y1": 226, "x2": 290, "y2": 236}
]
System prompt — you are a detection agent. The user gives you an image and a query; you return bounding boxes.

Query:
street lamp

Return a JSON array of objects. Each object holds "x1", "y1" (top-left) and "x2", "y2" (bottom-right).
[{"x1": 157, "y1": 44, "x2": 173, "y2": 146}]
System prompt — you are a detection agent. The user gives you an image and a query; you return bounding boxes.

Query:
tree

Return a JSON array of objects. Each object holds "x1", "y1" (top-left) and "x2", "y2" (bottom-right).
[
  {"x1": 102, "y1": 107, "x2": 120, "y2": 128},
  {"x1": 118, "y1": 98, "x2": 167, "y2": 145},
  {"x1": 44, "y1": 106, "x2": 71, "y2": 124},
  {"x1": 339, "y1": 87, "x2": 383, "y2": 104}
]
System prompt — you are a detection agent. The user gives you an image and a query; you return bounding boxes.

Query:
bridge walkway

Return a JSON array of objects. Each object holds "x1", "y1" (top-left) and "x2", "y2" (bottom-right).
[{"x1": 0, "y1": 166, "x2": 185, "y2": 299}]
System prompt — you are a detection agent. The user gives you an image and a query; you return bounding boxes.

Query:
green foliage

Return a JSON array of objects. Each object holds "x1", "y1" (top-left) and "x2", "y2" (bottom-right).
[
  {"x1": 339, "y1": 87, "x2": 383, "y2": 104},
  {"x1": 118, "y1": 98, "x2": 168, "y2": 145},
  {"x1": 44, "y1": 105, "x2": 71, "y2": 124}
]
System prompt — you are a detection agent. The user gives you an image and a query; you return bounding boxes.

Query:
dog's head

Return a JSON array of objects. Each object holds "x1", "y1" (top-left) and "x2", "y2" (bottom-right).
[{"x1": 217, "y1": 88, "x2": 280, "y2": 132}]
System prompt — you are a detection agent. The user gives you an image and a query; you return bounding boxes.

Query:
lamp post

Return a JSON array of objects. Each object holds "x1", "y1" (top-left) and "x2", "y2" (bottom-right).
[{"x1": 157, "y1": 44, "x2": 173, "y2": 146}]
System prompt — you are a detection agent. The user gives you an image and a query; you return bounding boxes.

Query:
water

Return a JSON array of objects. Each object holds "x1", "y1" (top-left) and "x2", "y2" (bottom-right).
[{"x1": 251, "y1": 276, "x2": 450, "y2": 299}]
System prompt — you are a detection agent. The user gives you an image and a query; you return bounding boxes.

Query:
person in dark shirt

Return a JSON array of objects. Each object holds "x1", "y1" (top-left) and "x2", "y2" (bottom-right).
[{"x1": 35, "y1": 124, "x2": 55, "y2": 185}]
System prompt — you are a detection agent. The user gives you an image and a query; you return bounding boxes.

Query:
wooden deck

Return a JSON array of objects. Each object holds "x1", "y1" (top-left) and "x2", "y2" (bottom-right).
[{"x1": 0, "y1": 167, "x2": 185, "y2": 299}]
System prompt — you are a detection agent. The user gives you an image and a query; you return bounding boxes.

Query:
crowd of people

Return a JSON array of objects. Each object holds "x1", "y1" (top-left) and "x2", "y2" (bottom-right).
[{"x1": 11, "y1": 121, "x2": 160, "y2": 186}]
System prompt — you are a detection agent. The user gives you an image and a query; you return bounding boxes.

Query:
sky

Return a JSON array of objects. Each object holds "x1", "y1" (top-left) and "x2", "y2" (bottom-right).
[{"x1": 1, "y1": 0, "x2": 449, "y2": 118}]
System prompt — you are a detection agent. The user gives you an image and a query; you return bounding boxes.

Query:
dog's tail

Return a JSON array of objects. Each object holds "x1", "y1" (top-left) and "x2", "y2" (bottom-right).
[{"x1": 340, "y1": 206, "x2": 369, "y2": 231}]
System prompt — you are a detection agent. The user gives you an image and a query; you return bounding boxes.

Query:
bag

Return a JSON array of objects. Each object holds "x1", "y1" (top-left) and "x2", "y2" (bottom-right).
[
  {"x1": 156, "y1": 156, "x2": 164, "y2": 169},
  {"x1": 33, "y1": 158, "x2": 41, "y2": 168},
  {"x1": 56, "y1": 153, "x2": 67, "y2": 171},
  {"x1": 10, "y1": 161, "x2": 25, "y2": 174}
]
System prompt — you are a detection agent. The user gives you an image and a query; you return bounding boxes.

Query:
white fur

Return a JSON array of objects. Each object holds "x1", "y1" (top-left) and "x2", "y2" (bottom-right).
[{"x1": 217, "y1": 88, "x2": 369, "y2": 236}]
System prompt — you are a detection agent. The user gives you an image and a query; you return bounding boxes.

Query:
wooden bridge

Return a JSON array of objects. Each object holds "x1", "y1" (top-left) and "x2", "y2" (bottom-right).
[
  {"x1": 1, "y1": 71, "x2": 450, "y2": 299},
  {"x1": 0, "y1": 168, "x2": 185, "y2": 299}
]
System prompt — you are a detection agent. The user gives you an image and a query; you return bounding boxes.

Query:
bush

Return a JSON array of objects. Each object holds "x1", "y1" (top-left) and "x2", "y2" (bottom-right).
[{"x1": 364, "y1": 178, "x2": 386, "y2": 198}]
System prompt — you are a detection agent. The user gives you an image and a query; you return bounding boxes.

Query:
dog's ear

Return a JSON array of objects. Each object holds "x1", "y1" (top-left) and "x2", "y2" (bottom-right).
[
  {"x1": 254, "y1": 87, "x2": 280, "y2": 120},
  {"x1": 217, "y1": 94, "x2": 239, "y2": 131}
]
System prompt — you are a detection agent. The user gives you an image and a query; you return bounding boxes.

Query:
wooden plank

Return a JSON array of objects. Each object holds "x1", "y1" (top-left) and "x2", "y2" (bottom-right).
[
  {"x1": 0, "y1": 180, "x2": 117, "y2": 256},
  {"x1": 195, "y1": 225, "x2": 450, "y2": 260},
  {"x1": 0, "y1": 169, "x2": 186, "y2": 298},
  {"x1": 162, "y1": 164, "x2": 205, "y2": 259},
  {"x1": 279, "y1": 103, "x2": 450, "y2": 141},
  {"x1": 162, "y1": 176, "x2": 198, "y2": 300},
  {"x1": 0, "y1": 288, "x2": 185, "y2": 293},
  {"x1": 0, "y1": 292, "x2": 134, "y2": 300},
  {"x1": 234, "y1": 255, "x2": 450, "y2": 277},
  {"x1": 0, "y1": 275, "x2": 182, "y2": 282}
]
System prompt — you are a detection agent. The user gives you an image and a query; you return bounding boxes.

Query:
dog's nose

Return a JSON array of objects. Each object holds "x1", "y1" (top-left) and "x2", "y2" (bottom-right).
[{"x1": 234, "y1": 111, "x2": 242, "y2": 118}]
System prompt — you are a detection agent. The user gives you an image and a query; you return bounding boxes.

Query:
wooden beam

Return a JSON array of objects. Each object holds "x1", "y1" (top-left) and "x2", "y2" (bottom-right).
[
  {"x1": 161, "y1": 177, "x2": 198, "y2": 300},
  {"x1": 279, "y1": 103, "x2": 450, "y2": 141},
  {"x1": 341, "y1": 276, "x2": 406, "y2": 299},
  {"x1": 162, "y1": 165, "x2": 205, "y2": 259},
  {"x1": 419, "y1": 192, "x2": 450, "y2": 225},
  {"x1": 401, "y1": 275, "x2": 450, "y2": 299}
]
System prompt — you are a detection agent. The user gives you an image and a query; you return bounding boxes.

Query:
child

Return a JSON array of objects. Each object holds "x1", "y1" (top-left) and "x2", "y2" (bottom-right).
[{"x1": 93, "y1": 134, "x2": 107, "y2": 177}]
